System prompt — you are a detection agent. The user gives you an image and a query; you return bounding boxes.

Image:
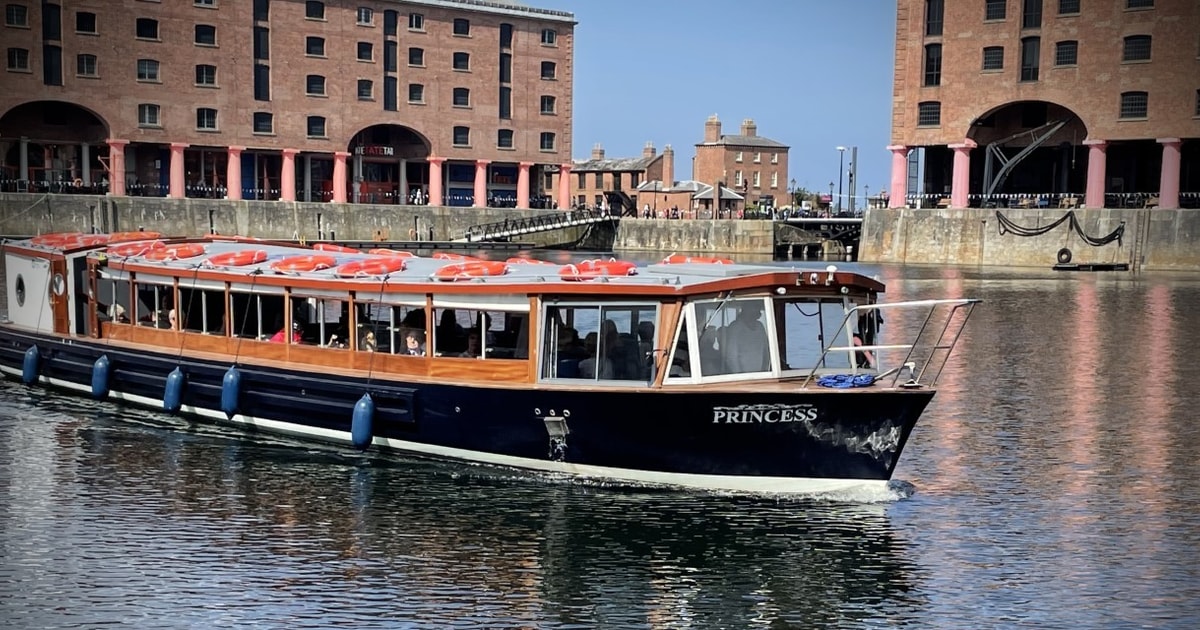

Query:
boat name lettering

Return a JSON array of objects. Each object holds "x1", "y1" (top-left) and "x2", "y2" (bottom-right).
[{"x1": 712, "y1": 404, "x2": 817, "y2": 424}]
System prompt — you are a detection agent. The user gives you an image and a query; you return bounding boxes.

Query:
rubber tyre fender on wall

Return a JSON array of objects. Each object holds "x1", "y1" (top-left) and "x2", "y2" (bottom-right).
[{"x1": 1057, "y1": 248, "x2": 1073, "y2": 264}]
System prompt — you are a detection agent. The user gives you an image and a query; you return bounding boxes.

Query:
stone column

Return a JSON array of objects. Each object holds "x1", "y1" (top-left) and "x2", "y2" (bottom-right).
[
  {"x1": 18, "y1": 136, "x2": 29, "y2": 182},
  {"x1": 557, "y1": 163, "x2": 572, "y2": 211},
  {"x1": 1083, "y1": 139, "x2": 1107, "y2": 209},
  {"x1": 106, "y1": 139, "x2": 128, "y2": 196},
  {"x1": 226, "y1": 146, "x2": 243, "y2": 200},
  {"x1": 428, "y1": 157, "x2": 444, "y2": 206},
  {"x1": 80, "y1": 142, "x2": 91, "y2": 184},
  {"x1": 352, "y1": 153, "x2": 363, "y2": 204},
  {"x1": 332, "y1": 152, "x2": 349, "y2": 203},
  {"x1": 517, "y1": 161, "x2": 532, "y2": 209},
  {"x1": 887, "y1": 145, "x2": 908, "y2": 208},
  {"x1": 1157, "y1": 138, "x2": 1182, "y2": 210},
  {"x1": 474, "y1": 159, "x2": 490, "y2": 207},
  {"x1": 303, "y1": 154, "x2": 312, "y2": 202},
  {"x1": 398, "y1": 158, "x2": 408, "y2": 203},
  {"x1": 169, "y1": 142, "x2": 188, "y2": 198},
  {"x1": 280, "y1": 149, "x2": 297, "y2": 202},
  {"x1": 949, "y1": 140, "x2": 976, "y2": 209}
]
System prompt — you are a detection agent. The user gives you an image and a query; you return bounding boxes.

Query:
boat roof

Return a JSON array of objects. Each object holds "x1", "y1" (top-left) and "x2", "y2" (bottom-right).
[{"x1": 4, "y1": 233, "x2": 885, "y2": 297}]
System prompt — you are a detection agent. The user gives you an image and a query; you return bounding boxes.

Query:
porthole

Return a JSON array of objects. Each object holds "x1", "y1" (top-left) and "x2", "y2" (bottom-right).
[
  {"x1": 51, "y1": 273, "x2": 65, "y2": 296},
  {"x1": 15, "y1": 275, "x2": 25, "y2": 307}
]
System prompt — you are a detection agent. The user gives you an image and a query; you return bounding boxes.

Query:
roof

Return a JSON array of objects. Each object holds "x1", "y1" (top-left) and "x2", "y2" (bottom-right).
[
  {"x1": 693, "y1": 185, "x2": 745, "y2": 201},
  {"x1": 407, "y1": 0, "x2": 575, "y2": 23},
  {"x1": 698, "y1": 135, "x2": 789, "y2": 149},
  {"x1": 573, "y1": 155, "x2": 657, "y2": 173},
  {"x1": 636, "y1": 180, "x2": 707, "y2": 194}
]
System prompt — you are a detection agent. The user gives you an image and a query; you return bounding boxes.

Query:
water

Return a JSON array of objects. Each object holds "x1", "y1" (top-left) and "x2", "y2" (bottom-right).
[{"x1": 3, "y1": 264, "x2": 1200, "y2": 628}]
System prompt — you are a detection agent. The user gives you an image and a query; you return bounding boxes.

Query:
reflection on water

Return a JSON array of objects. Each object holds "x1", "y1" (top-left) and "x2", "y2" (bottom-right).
[{"x1": 3, "y1": 265, "x2": 1200, "y2": 627}]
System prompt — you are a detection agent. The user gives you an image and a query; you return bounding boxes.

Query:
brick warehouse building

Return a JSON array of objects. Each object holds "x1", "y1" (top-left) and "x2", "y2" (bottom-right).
[
  {"x1": 888, "y1": 0, "x2": 1199, "y2": 209},
  {"x1": 0, "y1": 0, "x2": 575, "y2": 209}
]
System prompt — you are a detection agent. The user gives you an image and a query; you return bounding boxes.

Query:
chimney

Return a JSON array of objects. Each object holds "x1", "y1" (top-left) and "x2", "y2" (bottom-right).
[
  {"x1": 591, "y1": 143, "x2": 604, "y2": 160},
  {"x1": 740, "y1": 118, "x2": 757, "y2": 137},
  {"x1": 662, "y1": 144, "x2": 675, "y2": 189},
  {"x1": 704, "y1": 114, "x2": 721, "y2": 143},
  {"x1": 642, "y1": 141, "x2": 656, "y2": 158}
]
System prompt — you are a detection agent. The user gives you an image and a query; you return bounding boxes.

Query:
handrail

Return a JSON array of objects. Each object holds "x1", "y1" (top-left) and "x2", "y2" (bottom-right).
[{"x1": 458, "y1": 208, "x2": 617, "y2": 243}]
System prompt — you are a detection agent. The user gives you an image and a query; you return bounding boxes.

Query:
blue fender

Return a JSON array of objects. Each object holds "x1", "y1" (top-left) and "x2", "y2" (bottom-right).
[
  {"x1": 21, "y1": 345, "x2": 39, "y2": 385},
  {"x1": 351, "y1": 393, "x2": 375, "y2": 451},
  {"x1": 220, "y1": 366, "x2": 241, "y2": 417},
  {"x1": 91, "y1": 355, "x2": 111, "y2": 400},
  {"x1": 163, "y1": 367, "x2": 186, "y2": 414}
]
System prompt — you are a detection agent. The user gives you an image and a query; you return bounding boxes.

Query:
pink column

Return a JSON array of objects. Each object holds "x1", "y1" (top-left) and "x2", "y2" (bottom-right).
[
  {"x1": 226, "y1": 146, "x2": 243, "y2": 200},
  {"x1": 428, "y1": 157, "x2": 444, "y2": 206},
  {"x1": 949, "y1": 140, "x2": 976, "y2": 209},
  {"x1": 1084, "y1": 139, "x2": 1107, "y2": 209},
  {"x1": 1158, "y1": 138, "x2": 1182, "y2": 210},
  {"x1": 280, "y1": 149, "x2": 297, "y2": 202},
  {"x1": 169, "y1": 142, "x2": 188, "y2": 199},
  {"x1": 516, "y1": 161, "x2": 532, "y2": 209},
  {"x1": 473, "y1": 159, "x2": 490, "y2": 207},
  {"x1": 557, "y1": 164, "x2": 572, "y2": 211},
  {"x1": 332, "y1": 152, "x2": 349, "y2": 203},
  {"x1": 106, "y1": 139, "x2": 127, "y2": 196},
  {"x1": 887, "y1": 145, "x2": 908, "y2": 208}
]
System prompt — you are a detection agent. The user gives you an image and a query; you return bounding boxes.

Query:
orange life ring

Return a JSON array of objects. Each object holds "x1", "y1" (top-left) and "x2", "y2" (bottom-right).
[
  {"x1": 432, "y1": 252, "x2": 481, "y2": 261},
  {"x1": 31, "y1": 232, "x2": 84, "y2": 247},
  {"x1": 433, "y1": 260, "x2": 509, "y2": 281},
  {"x1": 506, "y1": 257, "x2": 555, "y2": 265},
  {"x1": 108, "y1": 231, "x2": 164, "y2": 243},
  {"x1": 205, "y1": 249, "x2": 269, "y2": 267},
  {"x1": 367, "y1": 248, "x2": 416, "y2": 258},
  {"x1": 106, "y1": 240, "x2": 165, "y2": 257},
  {"x1": 560, "y1": 258, "x2": 638, "y2": 281},
  {"x1": 270, "y1": 254, "x2": 338, "y2": 273},
  {"x1": 313, "y1": 242, "x2": 359, "y2": 253},
  {"x1": 142, "y1": 243, "x2": 208, "y2": 262},
  {"x1": 73, "y1": 234, "x2": 111, "y2": 248},
  {"x1": 660, "y1": 253, "x2": 735, "y2": 265},
  {"x1": 335, "y1": 257, "x2": 407, "y2": 277}
]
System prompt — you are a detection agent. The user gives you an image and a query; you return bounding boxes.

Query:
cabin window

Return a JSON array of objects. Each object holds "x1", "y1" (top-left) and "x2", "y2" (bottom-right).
[
  {"x1": 355, "y1": 301, "x2": 425, "y2": 354},
  {"x1": 178, "y1": 287, "x2": 226, "y2": 334},
  {"x1": 134, "y1": 282, "x2": 173, "y2": 328},
  {"x1": 230, "y1": 292, "x2": 285, "y2": 341},
  {"x1": 693, "y1": 297, "x2": 774, "y2": 378},
  {"x1": 773, "y1": 297, "x2": 855, "y2": 372},
  {"x1": 432, "y1": 308, "x2": 528, "y2": 359},
  {"x1": 291, "y1": 296, "x2": 351, "y2": 348},
  {"x1": 14, "y1": 275, "x2": 25, "y2": 307},
  {"x1": 96, "y1": 276, "x2": 133, "y2": 324},
  {"x1": 541, "y1": 303, "x2": 657, "y2": 381}
]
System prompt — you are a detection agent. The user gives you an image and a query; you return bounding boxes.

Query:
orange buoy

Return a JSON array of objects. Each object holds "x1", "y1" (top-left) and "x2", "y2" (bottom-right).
[
  {"x1": 560, "y1": 258, "x2": 638, "y2": 281},
  {"x1": 335, "y1": 257, "x2": 407, "y2": 277},
  {"x1": 143, "y1": 243, "x2": 208, "y2": 262},
  {"x1": 30, "y1": 232, "x2": 83, "y2": 248},
  {"x1": 312, "y1": 242, "x2": 358, "y2": 253},
  {"x1": 106, "y1": 240, "x2": 165, "y2": 258},
  {"x1": 109, "y1": 231, "x2": 164, "y2": 243},
  {"x1": 432, "y1": 252, "x2": 481, "y2": 261},
  {"x1": 270, "y1": 254, "x2": 338, "y2": 273},
  {"x1": 433, "y1": 260, "x2": 509, "y2": 281},
  {"x1": 660, "y1": 253, "x2": 735, "y2": 265},
  {"x1": 73, "y1": 234, "x2": 111, "y2": 248},
  {"x1": 506, "y1": 257, "x2": 555, "y2": 265},
  {"x1": 205, "y1": 249, "x2": 269, "y2": 267},
  {"x1": 367, "y1": 248, "x2": 416, "y2": 258}
]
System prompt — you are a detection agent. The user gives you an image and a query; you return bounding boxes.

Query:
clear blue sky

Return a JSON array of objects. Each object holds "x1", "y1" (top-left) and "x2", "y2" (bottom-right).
[{"x1": 531, "y1": 0, "x2": 898, "y2": 200}]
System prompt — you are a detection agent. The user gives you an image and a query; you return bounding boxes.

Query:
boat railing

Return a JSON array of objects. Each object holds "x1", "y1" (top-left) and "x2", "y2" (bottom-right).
[{"x1": 802, "y1": 298, "x2": 981, "y2": 389}]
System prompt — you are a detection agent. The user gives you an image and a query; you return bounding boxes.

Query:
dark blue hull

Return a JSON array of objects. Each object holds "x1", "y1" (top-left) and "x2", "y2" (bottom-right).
[{"x1": 0, "y1": 328, "x2": 935, "y2": 492}]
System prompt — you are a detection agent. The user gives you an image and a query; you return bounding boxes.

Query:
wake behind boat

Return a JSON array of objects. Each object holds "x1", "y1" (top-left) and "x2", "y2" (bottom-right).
[{"x1": 1, "y1": 232, "x2": 978, "y2": 494}]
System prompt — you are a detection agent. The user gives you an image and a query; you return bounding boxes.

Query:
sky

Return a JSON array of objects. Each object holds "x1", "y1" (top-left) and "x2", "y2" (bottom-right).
[{"x1": 531, "y1": 0, "x2": 898, "y2": 201}]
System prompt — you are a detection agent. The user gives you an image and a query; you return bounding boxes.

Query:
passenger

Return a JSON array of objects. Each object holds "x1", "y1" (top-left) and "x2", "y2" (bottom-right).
[
  {"x1": 167, "y1": 308, "x2": 179, "y2": 330},
  {"x1": 360, "y1": 330, "x2": 377, "y2": 352},
  {"x1": 698, "y1": 326, "x2": 723, "y2": 375},
  {"x1": 637, "y1": 321, "x2": 655, "y2": 377},
  {"x1": 458, "y1": 332, "x2": 481, "y2": 358},
  {"x1": 723, "y1": 302, "x2": 770, "y2": 373},
  {"x1": 854, "y1": 310, "x2": 882, "y2": 368},
  {"x1": 578, "y1": 332, "x2": 613, "y2": 379},
  {"x1": 557, "y1": 326, "x2": 588, "y2": 360},
  {"x1": 270, "y1": 321, "x2": 303, "y2": 343},
  {"x1": 403, "y1": 329, "x2": 426, "y2": 356}
]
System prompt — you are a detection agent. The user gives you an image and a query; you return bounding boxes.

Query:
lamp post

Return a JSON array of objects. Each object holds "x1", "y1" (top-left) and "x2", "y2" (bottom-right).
[
  {"x1": 864, "y1": 184, "x2": 870, "y2": 209},
  {"x1": 836, "y1": 146, "x2": 846, "y2": 213},
  {"x1": 828, "y1": 181, "x2": 834, "y2": 216}
]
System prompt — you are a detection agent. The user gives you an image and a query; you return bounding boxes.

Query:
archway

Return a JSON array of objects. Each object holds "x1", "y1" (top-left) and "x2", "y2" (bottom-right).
[
  {"x1": 344, "y1": 124, "x2": 431, "y2": 204},
  {"x1": 0, "y1": 101, "x2": 109, "y2": 191},
  {"x1": 965, "y1": 100, "x2": 1088, "y2": 202}
]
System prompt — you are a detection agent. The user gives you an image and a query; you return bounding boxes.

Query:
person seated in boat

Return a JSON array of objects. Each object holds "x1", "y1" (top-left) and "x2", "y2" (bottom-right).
[
  {"x1": 109, "y1": 303, "x2": 129, "y2": 324},
  {"x1": 360, "y1": 330, "x2": 377, "y2": 352},
  {"x1": 578, "y1": 332, "x2": 613, "y2": 379},
  {"x1": 457, "y1": 332, "x2": 481, "y2": 358},
  {"x1": 403, "y1": 329, "x2": 426, "y2": 356},
  {"x1": 436, "y1": 310, "x2": 466, "y2": 354},
  {"x1": 167, "y1": 308, "x2": 179, "y2": 331},
  {"x1": 637, "y1": 321, "x2": 656, "y2": 378},
  {"x1": 854, "y1": 310, "x2": 882, "y2": 369},
  {"x1": 723, "y1": 302, "x2": 770, "y2": 373},
  {"x1": 327, "y1": 333, "x2": 347, "y2": 349},
  {"x1": 698, "y1": 326, "x2": 723, "y2": 375},
  {"x1": 557, "y1": 326, "x2": 588, "y2": 360},
  {"x1": 270, "y1": 321, "x2": 303, "y2": 343}
]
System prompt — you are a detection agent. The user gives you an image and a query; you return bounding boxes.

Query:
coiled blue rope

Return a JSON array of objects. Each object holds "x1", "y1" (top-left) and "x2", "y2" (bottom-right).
[{"x1": 817, "y1": 374, "x2": 877, "y2": 388}]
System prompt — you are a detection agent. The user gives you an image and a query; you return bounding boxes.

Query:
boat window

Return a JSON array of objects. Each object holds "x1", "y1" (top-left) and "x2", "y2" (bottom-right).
[
  {"x1": 179, "y1": 287, "x2": 226, "y2": 335},
  {"x1": 101, "y1": 276, "x2": 133, "y2": 324},
  {"x1": 694, "y1": 297, "x2": 773, "y2": 377},
  {"x1": 541, "y1": 303, "x2": 657, "y2": 381},
  {"x1": 294, "y1": 297, "x2": 350, "y2": 348},
  {"x1": 774, "y1": 297, "x2": 854, "y2": 372},
  {"x1": 231, "y1": 292, "x2": 284, "y2": 341},
  {"x1": 356, "y1": 302, "x2": 425, "y2": 354},
  {"x1": 664, "y1": 309, "x2": 693, "y2": 379},
  {"x1": 432, "y1": 308, "x2": 528, "y2": 359}
]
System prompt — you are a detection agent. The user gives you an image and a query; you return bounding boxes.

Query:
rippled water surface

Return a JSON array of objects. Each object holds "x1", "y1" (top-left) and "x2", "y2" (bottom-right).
[{"x1": 3, "y1": 264, "x2": 1200, "y2": 628}]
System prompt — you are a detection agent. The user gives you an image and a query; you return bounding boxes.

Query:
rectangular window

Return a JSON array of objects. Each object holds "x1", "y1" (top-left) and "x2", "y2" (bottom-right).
[
  {"x1": 925, "y1": 0, "x2": 944, "y2": 36},
  {"x1": 1054, "y1": 40, "x2": 1078, "y2": 66},
  {"x1": 408, "y1": 83, "x2": 423, "y2": 103},
  {"x1": 1126, "y1": 0, "x2": 1153, "y2": 7},
  {"x1": 541, "y1": 28, "x2": 557, "y2": 45},
  {"x1": 499, "y1": 53, "x2": 512, "y2": 83},
  {"x1": 771, "y1": 153, "x2": 778, "y2": 164},
  {"x1": 499, "y1": 86, "x2": 511, "y2": 119},
  {"x1": 540, "y1": 304, "x2": 657, "y2": 381},
  {"x1": 752, "y1": 171, "x2": 761, "y2": 188},
  {"x1": 306, "y1": 36, "x2": 325, "y2": 56},
  {"x1": 357, "y1": 41, "x2": 373, "y2": 61},
  {"x1": 408, "y1": 12, "x2": 423, "y2": 30},
  {"x1": 453, "y1": 51, "x2": 469, "y2": 70},
  {"x1": 253, "y1": 111, "x2": 273, "y2": 133},
  {"x1": 1123, "y1": 35, "x2": 1151, "y2": 61},
  {"x1": 138, "y1": 103, "x2": 161, "y2": 127},
  {"x1": 254, "y1": 26, "x2": 269, "y2": 60},
  {"x1": 384, "y1": 9, "x2": 397, "y2": 35},
  {"x1": 771, "y1": 172, "x2": 778, "y2": 188},
  {"x1": 307, "y1": 115, "x2": 326, "y2": 137},
  {"x1": 735, "y1": 151, "x2": 742, "y2": 163},
  {"x1": 500, "y1": 23, "x2": 512, "y2": 48},
  {"x1": 734, "y1": 170, "x2": 743, "y2": 186},
  {"x1": 5, "y1": 4, "x2": 28, "y2": 26},
  {"x1": 577, "y1": 173, "x2": 585, "y2": 189},
  {"x1": 540, "y1": 132, "x2": 555, "y2": 151},
  {"x1": 985, "y1": 0, "x2": 1006, "y2": 20},
  {"x1": 383, "y1": 76, "x2": 396, "y2": 110},
  {"x1": 1119, "y1": 91, "x2": 1147, "y2": 118},
  {"x1": 76, "y1": 53, "x2": 97, "y2": 76},
  {"x1": 408, "y1": 47, "x2": 423, "y2": 66},
  {"x1": 924, "y1": 44, "x2": 942, "y2": 86},
  {"x1": 540, "y1": 95, "x2": 556, "y2": 114},
  {"x1": 453, "y1": 126, "x2": 469, "y2": 146},
  {"x1": 498, "y1": 129, "x2": 513, "y2": 149},
  {"x1": 305, "y1": 74, "x2": 325, "y2": 96},
  {"x1": 75, "y1": 11, "x2": 96, "y2": 34},
  {"x1": 1059, "y1": 0, "x2": 1080, "y2": 14},
  {"x1": 753, "y1": 152, "x2": 761, "y2": 163},
  {"x1": 541, "y1": 61, "x2": 556, "y2": 79},
  {"x1": 982, "y1": 46, "x2": 1004, "y2": 70},
  {"x1": 1196, "y1": 89, "x2": 1200, "y2": 117},
  {"x1": 42, "y1": 3, "x2": 60, "y2": 40},
  {"x1": 453, "y1": 87, "x2": 469, "y2": 107},
  {"x1": 42, "y1": 44, "x2": 61, "y2": 85},
  {"x1": 356, "y1": 79, "x2": 372, "y2": 100},
  {"x1": 136, "y1": 18, "x2": 158, "y2": 39},
  {"x1": 384, "y1": 40, "x2": 396, "y2": 71},
  {"x1": 453, "y1": 18, "x2": 469, "y2": 36},
  {"x1": 1022, "y1": 0, "x2": 1043, "y2": 28},
  {"x1": 253, "y1": 63, "x2": 269, "y2": 100},
  {"x1": 917, "y1": 101, "x2": 941, "y2": 126},
  {"x1": 195, "y1": 24, "x2": 216, "y2": 46},
  {"x1": 253, "y1": 0, "x2": 268, "y2": 21},
  {"x1": 136, "y1": 58, "x2": 159, "y2": 81},
  {"x1": 196, "y1": 107, "x2": 217, "y2": 130},
  {"x1": 1020, "y1": 36, "x2": 1040, "y2": 81},
  {"x1": 195, "y1": 64, "x2": 216, "y2": 86},
  {"x1": 357, "y1": 7, "x2": 373, "y2": 25},
  {"x1": 195, "y1": 0, "x2": 216, "y2": 6},
  {"x1": 305, "y1": 1, "x2": 324, "y2": 20}
]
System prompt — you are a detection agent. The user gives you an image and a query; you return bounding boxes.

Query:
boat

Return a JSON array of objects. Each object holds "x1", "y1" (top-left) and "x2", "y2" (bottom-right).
[{"x1": 0, "y1": 233, "x2": 978, "y2": 494}]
